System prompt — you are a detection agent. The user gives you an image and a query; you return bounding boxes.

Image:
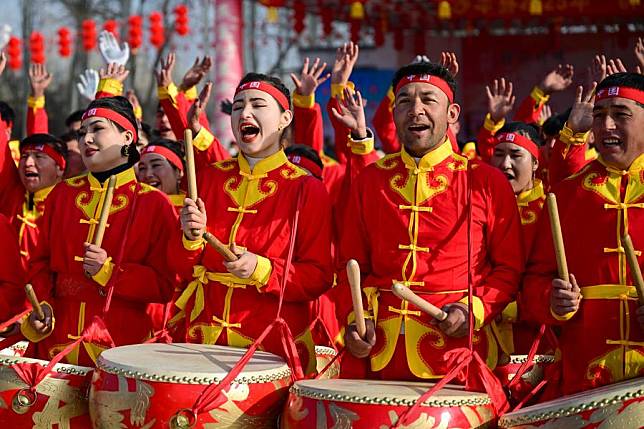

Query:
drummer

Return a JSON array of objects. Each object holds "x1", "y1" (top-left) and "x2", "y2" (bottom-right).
[
  {"x1": 21, "y1": 95, "x2": 178, "y2": 366},
  {"x1": 522, "y1": 72, "x2": 644, "y2": 396},
  {"x1": 173, "y1": 73, "x2": 333, "y2": 375},
  {"x1": 339, "y1": 61, "x2": 523, "y2": 381}
]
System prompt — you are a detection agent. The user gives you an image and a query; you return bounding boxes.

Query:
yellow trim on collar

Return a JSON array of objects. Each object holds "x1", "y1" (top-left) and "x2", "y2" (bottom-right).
[
  {"x1": 517, "y1": 179, "x2": 545, "y2": 206},
  {"x1": 238, "y1": 149, "x2": 288, "y2": 176},
  {"x1": 401, "y1": 138, "x2": 453, "y2": 170},
  {"x1": 33, "y1": 184, "x2": 56, "y2": 204},
  {"x1": 87, "y1": 168, "x2": 136, "y2": 190},
  {"x1": 597, "y1": 152, "x2": 644, "y2": 174}
]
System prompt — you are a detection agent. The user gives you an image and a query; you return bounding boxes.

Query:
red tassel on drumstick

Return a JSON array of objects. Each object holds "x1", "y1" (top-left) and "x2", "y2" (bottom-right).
[{"x1": 347, "y1": 259, "x2": 366, "y2": 338}]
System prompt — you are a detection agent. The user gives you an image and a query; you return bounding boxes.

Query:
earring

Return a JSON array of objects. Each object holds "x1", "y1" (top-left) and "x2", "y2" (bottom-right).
[
  {"x1": 277, "y1": 125, "x2": 283, "y2": 132},
  {"x1": 121, "y1": 145, "x2": 130, "y2": 158}
]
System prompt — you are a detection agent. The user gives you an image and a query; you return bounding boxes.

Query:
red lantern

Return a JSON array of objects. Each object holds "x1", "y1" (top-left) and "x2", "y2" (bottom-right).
[
  {"x1": 374, "y1": 18, "x2": 385, "y2": 47},
  {"x1": 350, "y1": 19, "x2": 361, "y2": 43},
  {"x1": 293, "y1": 1, "x2": 305, "y2": 34},
  {"x1": 174, "y1": 4, "x2": 189, "y2": 36},
  {"x1": 149, "y1": 11, "x2": 165, "y2": 48},
  {"x1": 29, "y1": 32, "x2": 45, "y2": 64},
  {"x1": 127, "y1": 15, "x2": 143, "y2": 52},
  {"x1": 103, "y1": 19, "x2": 119, "y2": 37},
  {"x1": 321, "y1": 7, "x2": 333, "y2": 36},
  {"x1": 7, "y1": 36, "x2": 22, "y2": 70},
  {"x1": 81, "y1": 19, "x2": 97, "y2": 51},
  {"x1": 57, "y1": 27, "x2": 72, "y2": 57}
]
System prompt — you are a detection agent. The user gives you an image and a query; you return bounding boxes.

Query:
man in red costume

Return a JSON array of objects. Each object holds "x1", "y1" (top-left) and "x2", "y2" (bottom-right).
[
  {"x1": 522, "y1": 72, "x2": 644, "y2": 396},
  {"x1": 341, "y1": 61, "x2": 523, "y2": 381}
]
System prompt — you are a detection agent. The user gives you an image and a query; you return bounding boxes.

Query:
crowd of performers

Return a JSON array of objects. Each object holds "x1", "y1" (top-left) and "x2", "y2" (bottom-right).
[{"x1": 0, "y1": 29, "x2": 643, "y2": 411}]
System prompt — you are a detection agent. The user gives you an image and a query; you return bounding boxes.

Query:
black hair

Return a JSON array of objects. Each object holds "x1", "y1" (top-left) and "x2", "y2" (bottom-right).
[
  {"x1": 542, "y1": 108, "x2": 571, "y2": 138},
  {"x1": 20, "y1": 133, "x2": 68, "y2": 160},
  {"x1": 238, "y1": 72, "x2": 292, "y2": 111},
  {"x1": 498, "y1": 121, "x2": 544, "y2": 147},
  {"x1": 65, "y1": 110, "x2": 85, "y2": 128},
  {"x1": 596, "y1": 72, "x2": 644, "y2": 108},
  {"x1": 140, "y1": 122, "x2": 153, "y2": 141},
  {"x1": 284, "y1": 144, "x2": 324, "y2": 171},
  {"x1": 391, "y1": 62, "x2": 458, "y2": 101},
  {"x1": 0, "y1": 101, "x2": 16, "y2": 128},
  {"x1": 59, "y1": 130, "x2": 80, "y2": 144},
  {"x1": 146, "y1": 137, "x2": 186, "y2": 171},
  {"x1": 85, "y1": 96, "x2": 140, "y2": 164}
]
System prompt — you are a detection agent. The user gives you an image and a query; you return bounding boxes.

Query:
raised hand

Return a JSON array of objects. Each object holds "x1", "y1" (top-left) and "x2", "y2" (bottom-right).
[
  {"x1": 540, "y1": 64, "x2": 574, "y2": 95},
  {"x1": 99, "y1": 30, "x2": 130, "y2": 66},
  {"x1": 155, "y1": 52, "x2": 176, "y2": 88},
  {"x1": 187, "y1": 82, "x2": 213, "y2": 134},
  {"x1": 539, "y1": 104, "x2": 553, "y2": 124},
  {"x1": 180, "y1": 56, "x2": 212, "y2": 91},
  {"x1": 440, "y1": 51, "x2": 459, "y2": 77},
  {"x1": 587, "y1": 55, "x2": 606, "y2": 89},
  {"x1": 331, "y1": 41, "x2": 359, "y2": 86},
  {"x1": 606, "y1": 58, "x2": 627, "y2": 76},
  {"x1": 29, "y1": 63, "x2": 53, "y2": 98},
  {"x1": 126, "y1": 90, "x2": 142, "y2": 116},
  {"x1": 99, "y1": 62, "x2": 130, "y2": 83},
  {"x1": 220, "y1": 98, "x2": 233, "y2": 116},
  {"x1": 485, "y1": 78, "x2": 515, "y2": 122},
  {"x1": 568, "y1": 83, "x2": 597, "y2": 134},
  {"x1": 0, "y1": 52, "x2": 7, "y2": 78},
  {"x1": 635, "y1": 37, "x2": 644, "y2": 71},
  {"x1": 77, "y1": 69, "x2": 99, "y2": 101},
  {"x1": 290, "y1": 57, "x2": 330, "y2": 96},
  {"x1": 330, "y1": 87, "x2": 367, "y2": 138}
]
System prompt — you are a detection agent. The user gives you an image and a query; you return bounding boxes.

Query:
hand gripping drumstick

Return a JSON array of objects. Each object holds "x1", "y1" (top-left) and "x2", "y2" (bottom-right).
[
  {"x1": 392, "y1": 283, "x2": 449, "y2": 322},
  {"x1": 93, "y1": 175, "x2": 116, "y2": 247},
  {"x1": 347, "y1": 259, "x2": 366, "y2": 338},
  {"x1": 623, "y1": 234, "x2": 644, "y2": 304},
  {"x1": 546, "y1": 193, "x2": 570, "y2": 282},
  {"x1": 24, "y1": 284, "x2": 45, "y2": 321},
  {"x1": 203, "y1": 232, "x2": 238, "y2": 262}
]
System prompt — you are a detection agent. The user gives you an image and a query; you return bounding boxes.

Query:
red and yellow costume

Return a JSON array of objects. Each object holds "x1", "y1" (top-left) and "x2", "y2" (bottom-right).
[
  {"x1": 339, "y1": 139, "x2": 523, "y2": 380},
  {"x1": 522, "y1": 154, "x2": 644, "y2": 395},
  {"x1": 23, "y1": 168, "x2": 177, "y2": 366},
  {"x1": 169, "y1": 150, "x2": 333, "y2": 374},
  {"x1": 0, "y1": 213, "x2": 25, "y2": 323}
]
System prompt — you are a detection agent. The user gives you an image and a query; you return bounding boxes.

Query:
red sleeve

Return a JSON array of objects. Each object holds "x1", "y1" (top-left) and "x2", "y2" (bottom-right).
[
  {"x1": 26, "y1": 97, "x2": 49, "y2": 135},
  {"x1": 0, "y1": 214, "x2": 25, "y2": 322},
  {"x1": 476, "y1": 126, "x2": 497, "y2": 162},
  {"x1": 547, "y1": 131, "x2": 592, "y2": 188},
  {"x1": 26, "y1": 187, "x2": 57, "y2": 303},
  {"x1": 372, "y1": 87, "x2": 400, "y2": 154},
  {"x1": 0, "y1": 122, "x2": 24, "y2": 220},
  {"x1": 293, "y1": 101, "x2": 324, "y2": 153},
  {"x1": 326, "y1": 97, "x2": 350, "y2": 165},
  {"x1": 513, "y1": 87, "x2": 548, "y2": 125}
]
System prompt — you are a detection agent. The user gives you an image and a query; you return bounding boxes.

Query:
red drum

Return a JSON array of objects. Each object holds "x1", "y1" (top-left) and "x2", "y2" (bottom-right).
[
  {"x1": 499, "y1": 377, "x2": 644, "y2": 428},
  {"x1": 314, "y1": 346, "x2": 339, "y2": 380},
  {"x1": 495, "y1": 355, "x2": 554, "y2": 403},
  {"x1": 0, "y1": 340, "x2": 28, "y2": 357},
  {"x1": 90, "y1": 343, "x2": 292, "y2": 428},
  {"x1": 281, "y1": 379, "x2": 496, "y2": 428},
  {"x1": 0, "y1": 353, "x2": 93, "y2": 427}
]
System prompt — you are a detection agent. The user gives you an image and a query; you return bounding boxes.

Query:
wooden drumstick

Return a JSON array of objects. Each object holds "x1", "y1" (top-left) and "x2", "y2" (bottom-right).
[
  {"x1": 93, "y1": 175, "x2": 116, "y2": 247},
  {"x1": 347, "y1": 259, "x2": 366, "y2": 339},
  {"x1": 184, "y1": 128, "x2": 198, "y2": 201},
  {"x1": 392, "y1": 283, "x2": 449, "y2": 322},
  {"x1": 24, "y1": 284, "x2": 45, "y2": 321},
  {"x1": 546, "y1": 193, "x2": 569, "y2": 282},
  {"x1": 203, "y1": 232, "x2": 238, "y2": 262},
  {"x1": 623, "y1": 234, "x2": 644, "y2": 304}
]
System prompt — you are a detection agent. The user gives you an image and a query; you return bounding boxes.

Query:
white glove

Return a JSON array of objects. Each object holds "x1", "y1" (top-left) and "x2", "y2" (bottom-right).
[
  {"x1": 412, "y1": 55, "x2": 431, "y2": 64},
  {"x1": 76, "y1": 69, "x2": 99, "y2": 101},
  {"x1": 99, "y1": 30, "x2": 130, "y2": 67},
  {"x1": 0, "y1": 25, "x2": 12, "y2": 50}
]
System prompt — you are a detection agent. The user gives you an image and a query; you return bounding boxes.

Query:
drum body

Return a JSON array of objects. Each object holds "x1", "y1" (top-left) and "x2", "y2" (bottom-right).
[
  {"x1": 89, "y1": 343, "x2": 292, "y2": 428},
  {"x1": 0, "y1": 353, "x2": 93, "y2": 427},
  {"x1": 281, "y1": 379, "x2": 496, "y2": 428},
  {"x1": 499, "y1": 377, "x2": 644, "y2": 428},
  {"x1": 314, "y1": 346, "x2": 339, "y2": 380},
  {"x1": 495, "y1": 355, "x2": 554, "y2": 403},
  {"x1": 0, "y1": 340, "x2": 29, "y2": 357}
]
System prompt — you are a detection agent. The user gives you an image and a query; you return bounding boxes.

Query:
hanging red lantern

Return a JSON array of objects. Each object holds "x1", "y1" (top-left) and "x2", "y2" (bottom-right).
[
  {"x1": 103, "y1": 19, "x2": 119, "y2": 37},
  {"x1": 374, "y1": 18, "x2": 385, "y2": 47},
  {"x1": 293, "y1": 1, "x2": 305, "y2": 34},
  {"x1": 321, "y1": 7, "x2": 333, "y2": 36},
  {"x1": 350, "y1": 19, "x2": 361, "y2": 43},
  {"x1": 29, "y1": 32, "x2": 45, "y2": 64},
  {"x1": 173, "y1": 4, "x2": 189, "y2": 36},
  {"x1": 81, "y1": 19, "x2": 97, "y2": 51},
  {"x1": 127, "y1": 15, "x2": 143, "y2": 52},
  {"x1": 149, "y1": 11, "x2": 165, "y2": 48},
  {"x1": 57, "y1": 27, "x2": 72, "y2": 57},
  {"x1": 7, "y1": 36, "x2": 22, "y2": 70}
]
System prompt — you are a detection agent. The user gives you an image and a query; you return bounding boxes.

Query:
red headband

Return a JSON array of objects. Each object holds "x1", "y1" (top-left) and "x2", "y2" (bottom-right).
[
  {"x1": 234, "y1": 81, "x2": 290, "y2": 111},
  {"x1": 595, "y1": 86, "x2": 644, "y2": 105},
  {"x1": 81, "y1": 107, "x2": 138, "y2": 143},
  {"x1": 287, "y1": 154, "x2": 323, "y2": 179},
  {"x1": 21, "y1": 144, "x2": 66, "y2": 170},
  {"x1": 141, "y1": 145, "x2": 184, "y2": 172},
  {"x1": 495, "y1": 132, "x2": 540, "y2": 159},
  {"x1": 395, "y1": 74, "x2": 454, "y2": 103}
]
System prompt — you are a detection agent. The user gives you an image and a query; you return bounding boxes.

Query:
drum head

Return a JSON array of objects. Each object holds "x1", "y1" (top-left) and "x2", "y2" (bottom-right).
[
  {"x1": 291, "y1": 379, "x2": 491, "y2": 407},
  {"x1": 96, "y1": 343, "x2": 291, "y2": 385},
  {"x1": 499, "y1": 377, "x2": 644, "y2": 427}
]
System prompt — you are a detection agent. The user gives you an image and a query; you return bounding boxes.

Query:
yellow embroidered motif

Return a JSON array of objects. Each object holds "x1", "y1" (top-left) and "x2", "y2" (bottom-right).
[
  {"x1": 375, "y1": 153, "x2": 400, "y2": 170},
  {"x1": 582, "y1": 172, "x2": 620, "y2": 204}
]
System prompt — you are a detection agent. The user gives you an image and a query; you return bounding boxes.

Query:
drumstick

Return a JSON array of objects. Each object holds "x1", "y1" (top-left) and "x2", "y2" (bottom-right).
[
  {"x1": 93, "y1": 175, "x2": 116, "y2": 247},
  {"x1": 546, "y1": 193, "x2": 569, "y2": 282},
  {"x1": 24, "y1": 284, "x2": 44, "y2": 321},
  {"x1": 184, "y1": 128, "x2": 198, "y2": 201},
  {"x1": 347, "y1": 259, "x2": 366, "y2": 338},
  {"x1": 623, "y1": 234, "x2": 644, "y2": 304},
  {"x1": 203, "y1": 232, "x2": 238, "y2": 262},
  {"x1": 392, "y1": 283, "x2": 449, "y2": 322}
]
